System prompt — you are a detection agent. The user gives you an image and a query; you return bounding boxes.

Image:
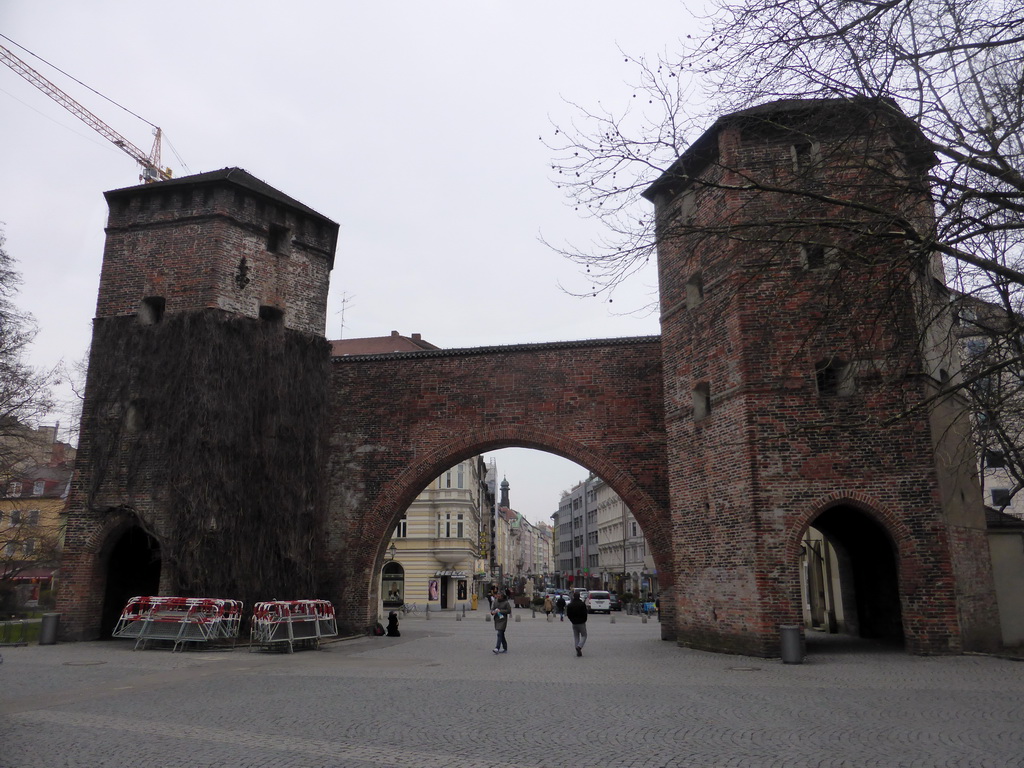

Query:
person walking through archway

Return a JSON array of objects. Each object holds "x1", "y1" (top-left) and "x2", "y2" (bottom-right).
[
  {"x1": 566, "y1": 592, "x2": 588, "y2": 656},
  {"x1": 490, "y1": 591, "x2": 512, "y2": 654}
]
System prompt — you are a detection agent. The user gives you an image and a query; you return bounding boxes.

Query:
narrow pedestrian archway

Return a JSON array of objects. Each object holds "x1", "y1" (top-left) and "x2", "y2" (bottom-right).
[
  {"x1": 800, "y1": 504, "x2": 904, "y2": 648},
  {"x1": 100, "y1": 525, "x2": 161, "y2": 638}
]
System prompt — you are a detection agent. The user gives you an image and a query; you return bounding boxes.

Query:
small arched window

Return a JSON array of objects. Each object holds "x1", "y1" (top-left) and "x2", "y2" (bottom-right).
[
  {"x1": 686, "y1": 273, "x2": 704, "y2": 309},
  {"x1": 693, "y1": 382, "x2": 712, "y2": 420}
]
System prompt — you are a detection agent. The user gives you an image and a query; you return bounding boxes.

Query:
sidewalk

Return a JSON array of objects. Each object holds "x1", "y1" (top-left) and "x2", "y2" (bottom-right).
[{"x1": 2, "y1": 606, "x2": 1023, "y2": 767}]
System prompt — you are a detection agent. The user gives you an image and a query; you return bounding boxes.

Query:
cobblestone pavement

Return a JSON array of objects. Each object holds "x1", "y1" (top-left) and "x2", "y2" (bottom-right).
[{"x1": 2, "y1": 608, "x2": 1024, "y2": 767}]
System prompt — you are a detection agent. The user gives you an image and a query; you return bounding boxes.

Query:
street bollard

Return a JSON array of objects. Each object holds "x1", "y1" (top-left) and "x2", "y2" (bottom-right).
[
  {"x1": 780, "y1": 625, "x2": 803, "y2": 664},
  {"x1": 39, "y1": 613, "x2": 60, "y2": 645},
  {"x1": 425, "y1": 604, "x2": 430, "y2": 620},
  {"x1": 610, "y1": 615, "x2": 615, "y2": 624},
  {"x1": 462, "y1": 605, "x2": 467, "y2": 619},
  {"x1": 642, "y1": 615, "x2": 648, "y2": 624},
  {"x1": 531, "y1": 607, "x2": 536, "y2": 619}
]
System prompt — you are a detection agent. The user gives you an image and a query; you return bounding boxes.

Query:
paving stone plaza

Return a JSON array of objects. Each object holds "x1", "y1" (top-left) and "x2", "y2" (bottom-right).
[{"x1": 2, "y1": 608, "x2": 1023, "y2": 767}]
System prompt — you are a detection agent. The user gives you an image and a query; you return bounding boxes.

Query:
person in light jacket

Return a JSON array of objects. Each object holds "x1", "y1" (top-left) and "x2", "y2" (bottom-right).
[{"x1": 490, "y1": 592, "x2": 512, "y2": 653}]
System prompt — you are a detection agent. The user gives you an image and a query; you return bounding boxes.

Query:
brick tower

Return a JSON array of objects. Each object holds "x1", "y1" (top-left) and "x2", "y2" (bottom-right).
[
  {"x1": 58, "y1": 169, "x2": 338, "y2": 639},
  {"x1": 645, "y1": 99, "x2": 1001, "y2": 655}
]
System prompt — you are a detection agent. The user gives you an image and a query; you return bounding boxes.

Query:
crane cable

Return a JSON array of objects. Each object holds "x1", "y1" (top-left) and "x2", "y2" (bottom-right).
[
  {"x1": 1, "y1": 32, "x2": 189, "y2": 174},
  {"x1": 0, "y1": 32, "x2": 157, "y2": 128}
]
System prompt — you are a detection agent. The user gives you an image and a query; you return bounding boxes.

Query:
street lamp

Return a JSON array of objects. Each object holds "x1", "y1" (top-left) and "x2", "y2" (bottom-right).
[{"x1": 386, "y1": 543, "x2": 397, "y2": 562}]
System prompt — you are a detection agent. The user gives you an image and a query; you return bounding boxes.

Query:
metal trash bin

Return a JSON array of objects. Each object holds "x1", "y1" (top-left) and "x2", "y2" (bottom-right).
[
  {"x1": 780, "y1": 624, "x2": 802, "y2": 664},
  {"x1": 39, "y1": 613, "x2": 60, "y2": 645}
]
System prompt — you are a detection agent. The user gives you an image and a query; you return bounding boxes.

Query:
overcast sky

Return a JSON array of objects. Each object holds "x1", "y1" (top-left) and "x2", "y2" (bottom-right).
[{"x1": 1, "y1": 1, "x2": 700, "y2": 524}]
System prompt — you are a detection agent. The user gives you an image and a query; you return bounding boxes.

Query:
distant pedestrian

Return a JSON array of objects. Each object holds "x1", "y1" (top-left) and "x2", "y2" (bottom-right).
[
  {"x1": 555, "y1": 595, "x2": 566, "y2": 621},
  {"x1": 566, "y1": 593, "x2": 588, "y2": 656},
  {"x1": 543, "y1": 595, "x2": 553, "y2": 617},
  {"x1": 490, "y1": 591, "x2": 512, "y2": 654},
  {"x1": 386, "y1": 611, "x2": 400, "y2": 637}
]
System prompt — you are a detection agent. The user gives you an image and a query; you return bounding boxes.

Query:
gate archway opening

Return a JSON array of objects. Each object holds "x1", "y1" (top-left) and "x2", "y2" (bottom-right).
[
  {"x1": 100, "y1": 525, "x2": 161, "y2": 638},
  {"x1": 368, "y1": 445, "x2": 666, "y2": 627},
  {"x1": 800, "y1": 505, "x2": 904, "y2": 650}
]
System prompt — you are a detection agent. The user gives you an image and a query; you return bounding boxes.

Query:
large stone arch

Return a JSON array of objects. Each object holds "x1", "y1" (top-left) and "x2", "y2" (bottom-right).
[{"x1": 322, "y1": 338, "x2": 670, "y2": 634}]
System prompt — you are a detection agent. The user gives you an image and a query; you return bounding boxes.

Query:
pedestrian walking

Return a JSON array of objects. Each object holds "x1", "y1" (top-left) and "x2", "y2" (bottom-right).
[
  {"x1": 543, "y1": 595, "x2": 553, "y2": 617},
  {"x1": 556, "y1": 594, "x2": 566, "y2": 621},
  {"x1": 386, "y1": 611, "x2": 400, "y2": 637},
  {"x1": 490, "y1": 591, "x2": 512, "y2": 654},
  {"x1": 566, "y1": 592, "x2": 588, "y2": 656}
]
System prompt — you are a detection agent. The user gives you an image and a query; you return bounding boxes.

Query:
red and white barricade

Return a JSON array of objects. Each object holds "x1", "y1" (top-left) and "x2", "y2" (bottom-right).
[
  {"x1": 112, "y1": 596, "x2": 244, "y2": 651},
  {"x1": 249, "y1": 599, "x2": 338, "y2": 652}
]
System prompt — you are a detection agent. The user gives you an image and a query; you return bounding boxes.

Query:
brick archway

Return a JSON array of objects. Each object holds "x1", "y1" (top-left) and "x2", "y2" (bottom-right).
[{"x1": 322, "y1": 339, "x2": 671, "y2": 634}]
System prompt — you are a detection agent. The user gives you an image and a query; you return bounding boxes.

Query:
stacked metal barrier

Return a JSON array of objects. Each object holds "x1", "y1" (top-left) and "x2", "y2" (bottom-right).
[
  {"x1": 249, "y1": 599, "x2": 338, "y2": 653},
  {"x1": 112, "y1": 596, "x2": 244, "y2": 651}
]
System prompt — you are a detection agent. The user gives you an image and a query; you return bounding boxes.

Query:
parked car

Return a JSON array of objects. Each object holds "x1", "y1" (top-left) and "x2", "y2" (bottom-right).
[
  {"x1": 585, "y1": 590, "x2": 612, "y2": 614},
  {"x1": 608, "y1": 592, "x2": 621, "y2": 611}
]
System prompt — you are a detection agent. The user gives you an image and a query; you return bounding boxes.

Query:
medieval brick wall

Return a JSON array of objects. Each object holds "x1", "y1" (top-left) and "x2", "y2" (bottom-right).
[
  {"x1": 322, "y1": 339, "x2": 669, "y2": 635},
  {"x1": 99, "y1": 168, "x2": 335, "y2": 336},
  {"x1": 57, "y1": 101, "x2": 1002, "y2": 655},
  {"x1": 648, "y1": 100, "x2": 1001, "y2": 655}
]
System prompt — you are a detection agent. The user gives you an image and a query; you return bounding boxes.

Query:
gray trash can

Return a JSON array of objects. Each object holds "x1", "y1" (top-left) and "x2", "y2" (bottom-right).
[
  {"x1": 779, "y1": 624, "x2": 802, "y2": 664},
  {"x1": 39, "y1": 613, "x2": 60, "y2": 645}
]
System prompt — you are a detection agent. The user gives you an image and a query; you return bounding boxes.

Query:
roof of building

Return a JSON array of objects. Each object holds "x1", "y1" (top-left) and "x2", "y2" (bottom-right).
[
  {"x1": 4, "y1": 461, "x2": 74, "y2": 500},
  {"x1": 106, "y1": 167, "x2": 338, "y2": 226},
  {"x1": 330, "y1": 331, "x2": 440, "y2": 356},
  {"x1": 986, "y1": 506, "x2": 1024, "y2": 529},
  {"x1": 642, "y1": 96, "x2": 933, "y2": 202}
]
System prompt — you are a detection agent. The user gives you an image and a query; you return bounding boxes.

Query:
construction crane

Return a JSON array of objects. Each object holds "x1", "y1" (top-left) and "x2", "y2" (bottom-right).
[{"x1": 0, "y1": 41, "x2": 172, "y2": 183}]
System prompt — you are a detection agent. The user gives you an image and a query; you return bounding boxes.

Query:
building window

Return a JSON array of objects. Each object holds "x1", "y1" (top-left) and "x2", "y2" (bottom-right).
[
  {"x1": 457, "y1": 513, "x2": 464, "y2": 538},
  {"x1": 686, "y1": 272, "x2": 704, "y2": 309},
  {"x1": 32, "y1": 480, "x2": 45, "y2": 496},
  {"x1": 9, "y1": 510, "x2": 21, "y2": 526},
  {"x1": 802, "y1": 245, "x2": 839, "y2": 270},
  {"x1": 138, "y1": 296, "x2": 166, "y2": 325},
  {"x1": 267, "y1": 224, "x2": 290, "y2": 254},
  {"x1": 23, "y1": 539, "x2": 35, "y2": 555},
  {"x1": 3, "y1": 542, "x2": 15, "y2": 557},
  {"x1": 457, "y1": 465, "x2": 465, "y2": 489},
  {"x1": 6, "y1": 482, "x2": 21, "y2": 497},
  {"x1": 985, "y1": 450, "x2": 1007, "y2": 468},
  {"x1": 816, "y1": 358, "x2": 855, "y2": 396},
  {"x1": 991, "y1": 488, "x2": 1012, "y2": 507},
  {"x1": 27, "y1": 510, "x2": 39, "y2": 525},
  {"x1": 394, "y1": 516, "x2": 407, "y2": 538},
  {"x1": 258, "y1": 305, "x2": 284, "y2": 324},
  {"x1": 693, "y1": 382, "x2": 711, "y2": 421},
  {"x1": 792, "y1": 141, "x2": 821, "y2": 172}
]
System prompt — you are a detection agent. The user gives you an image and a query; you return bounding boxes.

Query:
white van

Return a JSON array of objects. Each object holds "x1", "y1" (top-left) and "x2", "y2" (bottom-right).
[{"x1": 585, "y1": 590, "x2": 612, "y2": 614}]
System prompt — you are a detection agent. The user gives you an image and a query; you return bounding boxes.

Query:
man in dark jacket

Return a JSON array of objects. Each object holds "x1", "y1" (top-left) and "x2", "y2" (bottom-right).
[
  {"x1": 566, "y1": 593, "x2": 588, "y2": 656},
  {"x1": 555, "y1": 595, "x2": 567, "y2": 621}
]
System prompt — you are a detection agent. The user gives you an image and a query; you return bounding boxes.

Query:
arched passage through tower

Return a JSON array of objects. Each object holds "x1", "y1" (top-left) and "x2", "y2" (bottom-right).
[
  {"x1": 797, "y1": 503, "x2": 905, "y2": 650},
  {"x1": 99, "y1": 524, "x2": 162, "y2": 638}
]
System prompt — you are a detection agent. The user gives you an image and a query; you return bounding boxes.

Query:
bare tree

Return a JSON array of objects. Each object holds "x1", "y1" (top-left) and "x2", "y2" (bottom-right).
[
  {"x1": 0, "y1": 228, "x2": 55, "y2": 472},
  {"x1": 549, "y1": 0, "x2": 1024, "y2": 508}
]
